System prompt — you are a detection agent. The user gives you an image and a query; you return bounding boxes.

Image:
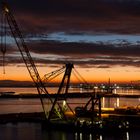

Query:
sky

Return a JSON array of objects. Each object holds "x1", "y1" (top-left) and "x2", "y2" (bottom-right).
[{"x1": 1, "y1": 0, "x2": 140, "y2": 84}]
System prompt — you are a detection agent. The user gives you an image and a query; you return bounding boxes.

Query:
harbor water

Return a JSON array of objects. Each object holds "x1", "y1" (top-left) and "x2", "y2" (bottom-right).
[
  {"x1": 0, "y1": 122, "x2": 140, "y2": 140},
  {"x1": 0, "y1": 87, "x2": 139, "y2": 140},
  {"x1": 0, "y1": 87, "x2": 139, "y2": 114}
]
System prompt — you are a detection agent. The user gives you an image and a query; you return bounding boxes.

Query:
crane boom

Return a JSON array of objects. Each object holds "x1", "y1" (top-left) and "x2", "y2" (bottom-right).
[
  {"x1": 48, "y1": 63, "x2": 74, "y2": 120},
  {"x1": 42, "y1": 66, "x2": 66, "y2": 83},
  {"x1": 2, "y1": 1, "x2": 53, "y2": 118}
]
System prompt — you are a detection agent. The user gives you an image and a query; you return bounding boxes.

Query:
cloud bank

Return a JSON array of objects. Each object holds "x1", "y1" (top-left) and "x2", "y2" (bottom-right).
[{"x1": 1, "y1": 0, "x2": 140, "y2": 69}]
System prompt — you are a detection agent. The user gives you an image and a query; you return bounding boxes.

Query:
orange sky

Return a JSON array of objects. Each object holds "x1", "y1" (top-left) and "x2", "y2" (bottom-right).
[
  {"x1": 0, "y1": 65, "x2": 139, "y2": 84},
  {"x1": 1, "y1": 0, "x2": 140, "y2": 84}
]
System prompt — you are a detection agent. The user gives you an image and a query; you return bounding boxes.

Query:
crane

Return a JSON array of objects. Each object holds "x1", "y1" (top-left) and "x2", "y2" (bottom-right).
[
  {"x1": 48, "y1": 63, "x2": 75, "y2": 121},
  {"x1": 41, "y1": 63, "x2": 75, "y2": 121},
  {"x1": 42, "y1": 65, "x2": 66, "y2": 83},
  {"x1": 1, "y1": 1, "x2": 53, "y2": 119}
]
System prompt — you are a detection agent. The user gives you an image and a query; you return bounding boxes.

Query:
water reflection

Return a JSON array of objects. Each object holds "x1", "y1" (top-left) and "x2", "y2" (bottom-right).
[
  {"x1": 43, "y1": 130, "x2": 139, "y2": 140},
  {"x1": 100, "y1": 135, "x2": 103, "y2": 140},
  {"x1": 74, "y1": 132, "x2": 102, "y2": 140},
  {"x1": 74, "y1": 131, "x2": 131, "y2": 140},
  {"x1": 126, "y1": 132, "x2": 129, "y2": 140},
  {"x1": 0, "y1": 123, "x2": 139, "y2": 140},
  {"x1": 117, "y1": 98, "x2": 120, "y2": 107}
]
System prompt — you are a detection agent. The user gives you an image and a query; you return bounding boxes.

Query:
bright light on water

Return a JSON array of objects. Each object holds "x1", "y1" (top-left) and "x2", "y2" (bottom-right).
[
  {"x1": 100, "y1": 135, "x2": 103, "y2": 140},
  {"x1": 117, "y1": 98, "x2": 120, "y2": 107},
  {"x1": 126, "y1": 132, "x2": 129, "y2": 140}
]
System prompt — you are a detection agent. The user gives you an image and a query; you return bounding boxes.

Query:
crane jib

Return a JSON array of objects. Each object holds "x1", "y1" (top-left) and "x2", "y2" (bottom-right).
[{"x1": 1, "y1": 1, "x2": 53, "y2": 119}]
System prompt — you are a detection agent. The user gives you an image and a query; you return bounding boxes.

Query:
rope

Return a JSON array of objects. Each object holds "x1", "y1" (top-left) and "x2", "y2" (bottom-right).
[
  {"x1": 73, "y1": 67, "x2": 88, "y2": 84},
  {"x1": 72, "y1": 67, "x2": 94, "y2": 90},
  {"x1": 72, "y1": 70, "x2": 83, "y2": 83},
  {"x1": 1, "y1": 11, "x2": 7, "y2": 74}
]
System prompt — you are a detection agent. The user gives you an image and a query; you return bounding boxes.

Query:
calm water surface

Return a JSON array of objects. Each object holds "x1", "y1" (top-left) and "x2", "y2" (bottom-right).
[
  {"x1": 0, "y1": 87, "x2": 139, "y2": 140},
  {"x1": 0, "y1": 122, "x2": 140, "y2": 140},
  {"x1": 0, "y1": 87, "x2": 139, "y2": 114}
]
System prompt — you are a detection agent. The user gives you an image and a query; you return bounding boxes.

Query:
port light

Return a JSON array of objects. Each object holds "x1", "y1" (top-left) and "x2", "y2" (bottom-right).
[{"x1": 4, "y1": 5, "x2": 9, "y2": 13}]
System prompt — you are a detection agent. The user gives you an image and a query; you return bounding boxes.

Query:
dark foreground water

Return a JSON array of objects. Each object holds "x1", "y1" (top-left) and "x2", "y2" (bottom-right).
[{"x1": 0, "y1": 122, "x2": 140, "y2": 140}]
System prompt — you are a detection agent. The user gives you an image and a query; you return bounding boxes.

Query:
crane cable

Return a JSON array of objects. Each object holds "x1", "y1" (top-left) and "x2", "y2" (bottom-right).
[
  {"x1": 72, "y1": 70, "x2": 83, "y2": 83},
  {"x1": 1, "y1": 10, "x2": 6, "y2": 74},
  {"x1": 73, "y1": 67, "x2": 94, "y2": 90},
  {"x1": 73, "y1": 67, "x2": 89, "y2": 84}
]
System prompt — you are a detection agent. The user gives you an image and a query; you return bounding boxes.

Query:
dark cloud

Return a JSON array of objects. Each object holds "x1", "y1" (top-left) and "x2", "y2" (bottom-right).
[
  {"x1": 2, "y1": 40, "x2": 140, "y2": 68},
  {"x1": 1, "y1": 0, "x2": 140, "y2": 69},
  {"x1": 29, "y1": 41, "x2": 140, "y2": 57},
  {"x1": 8, "y1": 0, "x2": 140, "y2": 15},
  {"x1": 2, "y1": 0, "x2": 140, "y2": 35}
]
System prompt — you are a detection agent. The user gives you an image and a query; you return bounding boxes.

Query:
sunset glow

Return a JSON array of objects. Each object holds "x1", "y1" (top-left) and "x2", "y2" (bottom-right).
[
  {"x1": 0, "y1": 65, "x2": 139, "y2": 84},
  {"x1": 1, "y1": 0, "x2": 140, "y2": 84}
]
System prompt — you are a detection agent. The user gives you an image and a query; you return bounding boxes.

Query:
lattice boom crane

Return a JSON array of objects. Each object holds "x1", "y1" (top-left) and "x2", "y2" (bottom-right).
[{"x1": 1, "y1": 1, "x2": 53, "y2": 118}]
